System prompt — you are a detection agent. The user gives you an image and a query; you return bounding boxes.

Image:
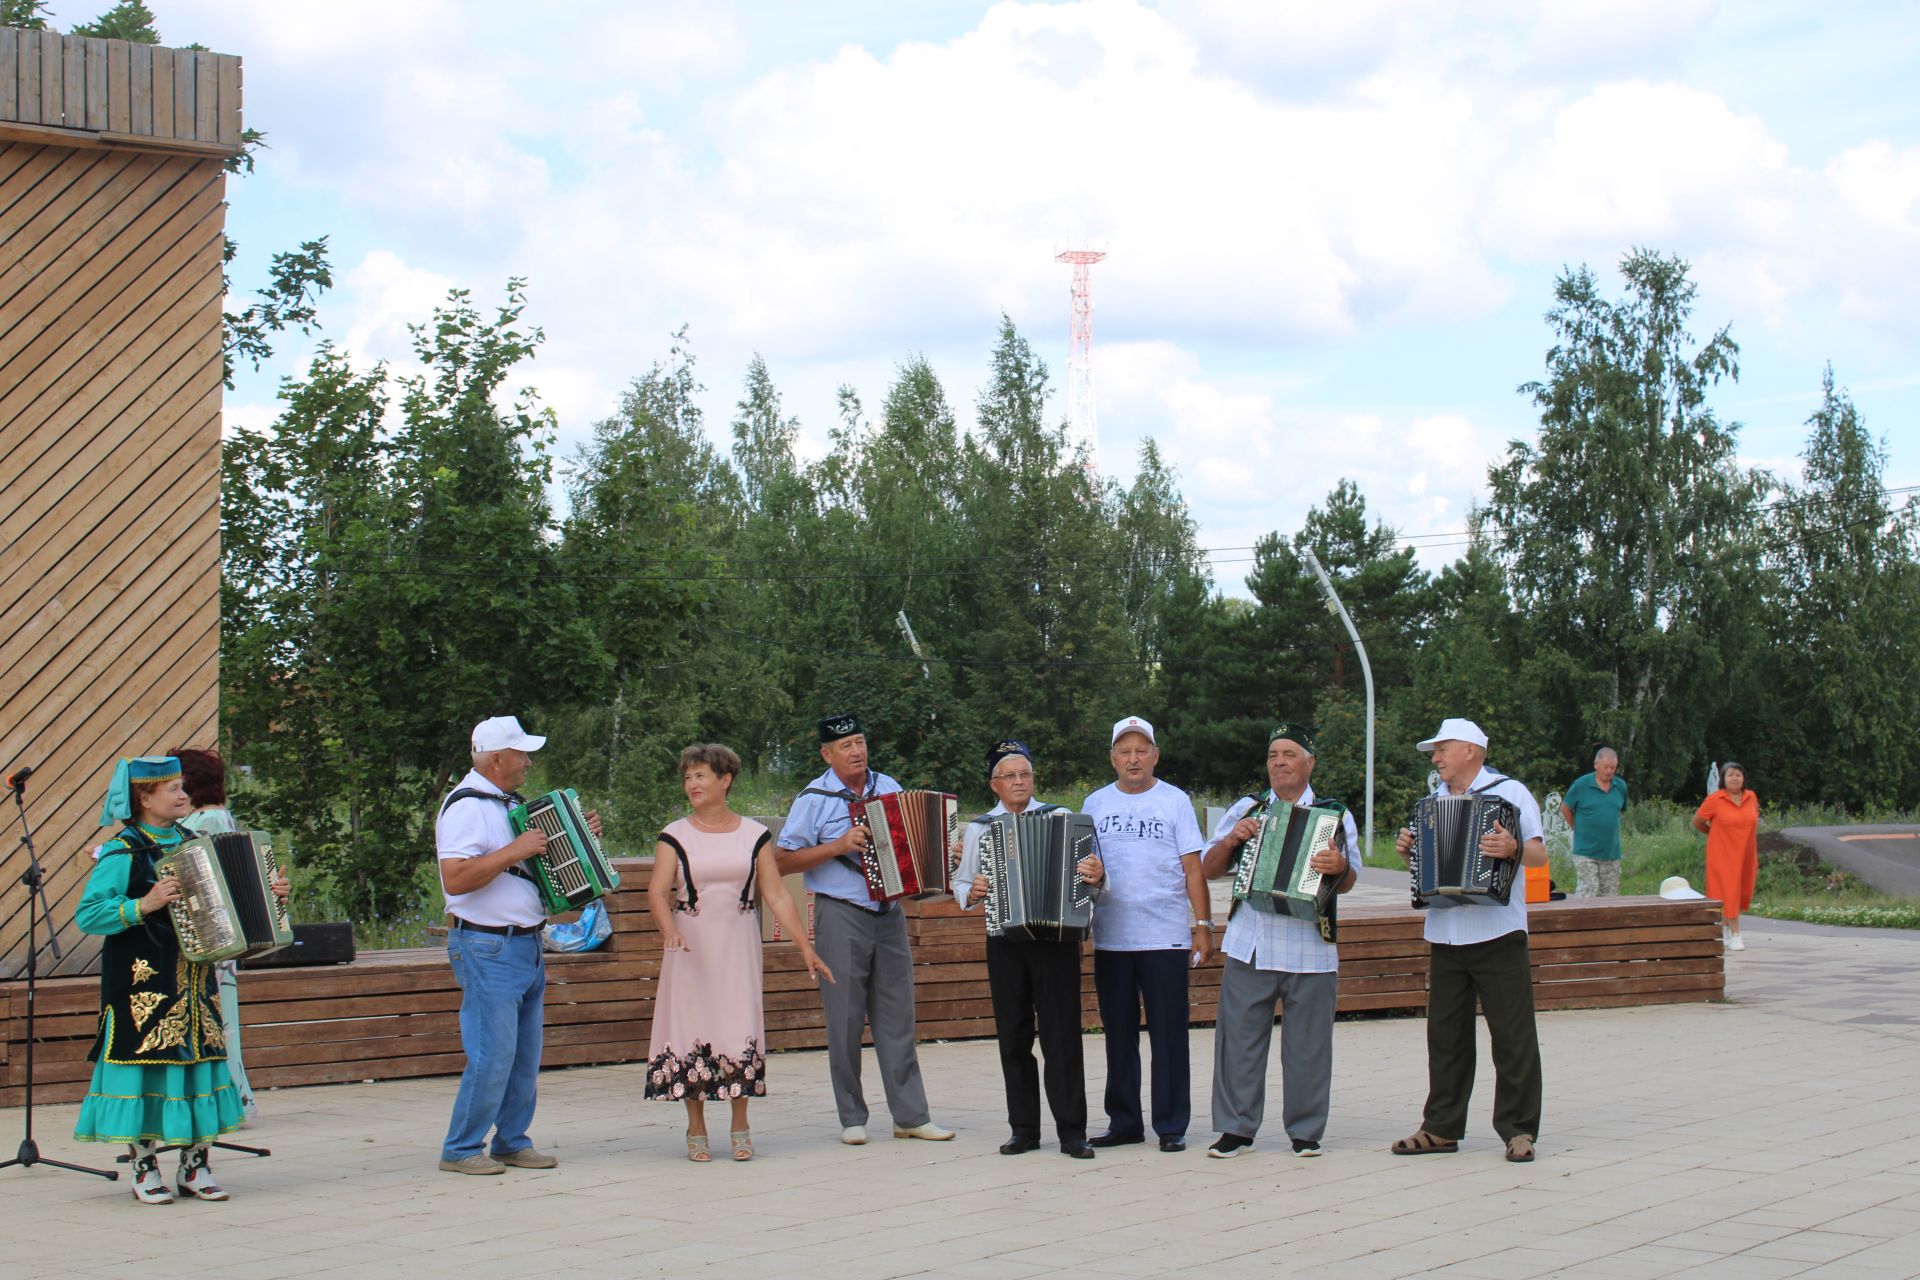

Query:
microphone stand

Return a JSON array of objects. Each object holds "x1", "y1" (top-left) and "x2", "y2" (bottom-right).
[{"x1": 1, "y1": 775, "x2": 117, "y2": 1180}]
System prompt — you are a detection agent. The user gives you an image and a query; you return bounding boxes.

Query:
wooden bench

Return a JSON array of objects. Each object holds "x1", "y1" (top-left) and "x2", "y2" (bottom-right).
[{"x1": 2, "y1": 860, "x2": 1722, "y2": 1106}]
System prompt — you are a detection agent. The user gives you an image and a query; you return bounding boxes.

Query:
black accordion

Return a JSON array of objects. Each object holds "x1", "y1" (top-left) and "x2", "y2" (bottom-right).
[
  {"x1": 978, "y1": 808, "x2": 1097, "y2": 943},
  {"x1": 1410, "y1": 792, "x2": 1521, "y2": 909}
]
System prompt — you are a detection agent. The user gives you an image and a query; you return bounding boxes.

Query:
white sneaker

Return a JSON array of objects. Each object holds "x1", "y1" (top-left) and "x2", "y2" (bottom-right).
[
  {"x1": 840, "y1": 1125, "x2": 867, "y2": 1145},
  {"x1": 1726, "y1": 931, "x2": 1745, "y2": 952},
  {"x1": 893, "y1": 1121, "x2": 955, "y2": 1141}
]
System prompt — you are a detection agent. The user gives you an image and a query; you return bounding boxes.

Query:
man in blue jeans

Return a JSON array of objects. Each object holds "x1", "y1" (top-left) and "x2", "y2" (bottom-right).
[{"x1": 435, "y1": 716, "x2": 597, "y2": 1174}]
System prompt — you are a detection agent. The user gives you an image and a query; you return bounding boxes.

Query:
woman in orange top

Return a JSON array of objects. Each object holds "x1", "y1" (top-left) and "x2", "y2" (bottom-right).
[{"x1": 1693, "y1": 763, "x2": 1759, "y2": 951}]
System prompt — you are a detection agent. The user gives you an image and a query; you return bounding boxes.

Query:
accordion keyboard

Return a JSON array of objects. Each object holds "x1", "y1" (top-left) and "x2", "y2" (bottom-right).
[{"x1": 528, "y1": 805, "x2": 590, "y2": 898}]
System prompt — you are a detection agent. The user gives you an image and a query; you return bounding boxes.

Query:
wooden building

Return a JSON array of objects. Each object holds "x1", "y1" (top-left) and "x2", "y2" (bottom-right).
[{"x1": 0, "y1": 27, "x2": 244, "y2": 981}]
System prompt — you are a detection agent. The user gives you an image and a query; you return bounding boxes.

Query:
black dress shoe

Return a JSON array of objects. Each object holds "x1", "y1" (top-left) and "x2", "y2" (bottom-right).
[
  {"x1": 999, "y1": 1135, "x2": 1040, "y2": 1155},
  {"x1": 1088, "y1": 1130, "x2": 1145, "y2": 1148},
  {"x1": 1159, "y1": 1135, "x2": 1187, "y2": 1153},
  {"x1": 1061, "y1": 1140, "x2": 1095, "y2": 1159}
]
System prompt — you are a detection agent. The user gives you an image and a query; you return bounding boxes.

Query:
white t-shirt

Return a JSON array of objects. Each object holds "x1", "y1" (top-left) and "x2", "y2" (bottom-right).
[
  {"x1": 1421, "y1": 765, "x2": 1545, "y2": 948},
  {"x1": 1083, "y1": 779, "x2": 1205, "y2": 951},
  {"x1": 437, "y1": 769, "x2": 544, "y2": 928}
]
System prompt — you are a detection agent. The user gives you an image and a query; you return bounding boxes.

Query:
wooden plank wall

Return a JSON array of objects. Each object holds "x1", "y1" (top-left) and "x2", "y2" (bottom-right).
[
  {"x1": 0, "y1": 135, "x2": 230, "y2": 980},
  {"x1": 2, "y1": 877, "x2": 1724, "y2": 1106},
  {"x1": 0, "y1": 28, "x2": 241, "y2": 151}
]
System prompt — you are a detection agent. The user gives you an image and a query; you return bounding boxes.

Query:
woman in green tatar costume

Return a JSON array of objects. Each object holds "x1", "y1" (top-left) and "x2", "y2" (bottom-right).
[{"x1": 72, "y1": 755, "x2": 288, "y2": 1205}]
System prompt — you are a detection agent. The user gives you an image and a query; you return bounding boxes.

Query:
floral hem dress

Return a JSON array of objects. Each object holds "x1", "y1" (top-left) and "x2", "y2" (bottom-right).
[{"x1": 644, "y1": 817, "x2": 772, "y2": 1102}]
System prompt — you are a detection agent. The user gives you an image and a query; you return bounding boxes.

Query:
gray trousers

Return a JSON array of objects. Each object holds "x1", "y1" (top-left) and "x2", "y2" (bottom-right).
[
  {"x1": 1210, "y1": 957, "x2": 1337, "y2": 1144},
  {"x1": 1574, "y1": 857, "x2": 1621, "y2": 897},
  {"x1": 813, "y1": 895, "x2": 931, "y2": 1129}
]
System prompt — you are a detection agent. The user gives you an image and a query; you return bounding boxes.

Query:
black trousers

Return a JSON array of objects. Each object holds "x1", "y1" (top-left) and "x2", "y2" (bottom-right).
[
  {"x1": 1093, "y1": 947, "x2": 1190, "y2": 1139},
  {"x1": 1422, "y1": 929, "x2": 1543, "y2": 1143},
  {"x1": 987, "y1": 937, "x2": 1088, "y2": 1144}
]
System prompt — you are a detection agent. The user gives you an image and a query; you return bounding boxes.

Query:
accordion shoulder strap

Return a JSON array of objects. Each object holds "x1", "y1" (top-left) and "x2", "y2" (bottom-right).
[
  {"x1": 658, "y1": 830, "x2": 697, "y2": 911},
  {"x1": 1468, "y1": 774, "x2": 1509, "y2": 797},
  {"x1": 797, "y1": 786, "x2": 869, "y2": 875},
  {"x1": 739, "y1": 829, "x2": 771, "y2": 911},
  {"x1": 441, "y1": 787, "x2": 535, "y2": 883}
]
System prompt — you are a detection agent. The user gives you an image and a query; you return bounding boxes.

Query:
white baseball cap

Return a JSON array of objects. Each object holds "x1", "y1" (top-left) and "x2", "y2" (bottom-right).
[
  {"x1": 1111, "y1": 715, "x2": 1156, "y2": 745},
  {"x1": 1417, "y1": 717, "x2": 1489, "y2": 753},
  {"x1": 1659, "y1": 875, "x2": 1706, "y2": 901},
  {"x1": 472, "y1": 715, "x2": 546, "y2": 754}
]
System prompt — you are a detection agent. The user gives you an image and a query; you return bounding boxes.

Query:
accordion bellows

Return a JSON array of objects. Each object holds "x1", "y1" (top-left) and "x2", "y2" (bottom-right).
[
  {"x1": 980, "y1": 808, "x2": 1097, "y2": 943},
  {"x1": 1231, "y1": 801, "x2": 1343, "y2": 922},
  {"x1": 509, "y1": 788, "x2": 622, "y2": 914},
  {"x1": 157, "y1": 831, "x2": 294, "y2": 965},
  {"x1": 852, "y1": 790, "x2": 958, "y2": 902},
  {"x1": 1411, "y1": 793, "x2": 1521, "y2": 908}
]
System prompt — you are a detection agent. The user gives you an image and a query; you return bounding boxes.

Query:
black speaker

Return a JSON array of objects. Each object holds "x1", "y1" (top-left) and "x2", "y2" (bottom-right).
[{"x1": 240, "y1": 921, "x2": 357, "y2": 968}]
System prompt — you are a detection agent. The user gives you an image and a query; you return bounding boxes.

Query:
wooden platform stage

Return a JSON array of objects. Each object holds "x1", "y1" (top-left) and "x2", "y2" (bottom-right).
[{"x1": 2, "y1": 859, "x2": 1724, "y2": 1106}]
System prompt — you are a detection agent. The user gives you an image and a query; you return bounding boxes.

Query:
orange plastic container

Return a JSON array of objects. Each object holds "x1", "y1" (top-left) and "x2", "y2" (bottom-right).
[{"x1": 1525, "y1": 862, "x2": 1551, "y2": 904}]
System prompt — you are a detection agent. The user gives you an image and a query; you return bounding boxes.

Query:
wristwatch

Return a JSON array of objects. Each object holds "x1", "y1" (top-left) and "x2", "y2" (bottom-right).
[{"x1": 1193, "y1": 919, "x2": 1214, "y2": 929}]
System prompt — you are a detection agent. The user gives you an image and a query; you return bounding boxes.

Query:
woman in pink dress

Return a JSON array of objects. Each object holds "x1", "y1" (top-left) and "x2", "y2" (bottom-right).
[{"x1": 647, "y1": 743, "x2": 831, "y2": 1162}]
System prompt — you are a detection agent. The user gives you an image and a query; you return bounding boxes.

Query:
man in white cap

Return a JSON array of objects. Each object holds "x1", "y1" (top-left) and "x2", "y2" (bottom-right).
[
  {"x1": 435, "y1": 715, "x2": 587, "y2": 1175},
  {"x1": 1391, "y1": 718, "x2": 1547, "y2": 1163},
  {"x1": 1081, "y1": 716, "x2": 1212, "y2": 1152}
]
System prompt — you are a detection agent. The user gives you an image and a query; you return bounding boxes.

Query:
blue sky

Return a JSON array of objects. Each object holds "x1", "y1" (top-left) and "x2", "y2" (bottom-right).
[{"x1": 103, "y1": 0, "x2": 1920, "y2": 579}]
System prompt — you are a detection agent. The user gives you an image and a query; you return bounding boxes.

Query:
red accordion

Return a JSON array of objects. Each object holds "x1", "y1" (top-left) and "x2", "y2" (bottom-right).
[{"x1": 851, "y1": 790, "x2": 959, "y2": 902}]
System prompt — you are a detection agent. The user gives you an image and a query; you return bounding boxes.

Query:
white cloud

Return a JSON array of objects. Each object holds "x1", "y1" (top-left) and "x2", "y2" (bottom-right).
[{"x1": 184, "y1": 0, "x2": 1918, "y2": 577}]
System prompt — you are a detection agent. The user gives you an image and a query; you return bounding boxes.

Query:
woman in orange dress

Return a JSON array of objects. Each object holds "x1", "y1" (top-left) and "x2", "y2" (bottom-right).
[
  {"x1": 646, "y1": 743, "x2": 831, "y2": 1163},
  {"x1": 1693, "y1": 762, "x2": 1759, "y2": 951}
]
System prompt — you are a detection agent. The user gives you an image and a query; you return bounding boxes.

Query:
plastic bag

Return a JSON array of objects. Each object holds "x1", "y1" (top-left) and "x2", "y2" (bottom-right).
[{"x1": 542, "y1": 900, "x2": 613, "y2": 952}]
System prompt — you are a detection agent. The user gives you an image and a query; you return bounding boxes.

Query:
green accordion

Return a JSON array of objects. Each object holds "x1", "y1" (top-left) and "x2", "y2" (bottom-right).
[
  {"x1": 156, "y1": 830, "x2": 295, "y2": 964},
  {"x1": 508, "y1": 788, "x2": 621, "y2": 915},
  {"x1": 1230, "y1": 799, "x2": 1344, "y2": 924}
]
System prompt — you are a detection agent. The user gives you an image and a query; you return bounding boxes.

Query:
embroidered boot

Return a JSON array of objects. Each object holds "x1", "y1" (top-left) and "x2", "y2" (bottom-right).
[
  {"x1": 176, "y1": 1143, "x2": 229, "y2": 1201},
  {"x1": 130, "y1": 1143, "x2": 174, "y2": 1205}
]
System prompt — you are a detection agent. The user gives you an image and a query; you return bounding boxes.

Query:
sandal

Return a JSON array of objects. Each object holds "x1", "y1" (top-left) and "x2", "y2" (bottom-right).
[
  {"x1": 1391, "y1": 1129, "x2": 1459, "y2": 1156},
  {"x1": 1506, "y1": 1135, "x2": 1536, "y2": 1163},
  {"x1": 685, "y1": 1131, "x2": 711, "y2": 1163},
  {"x1": 730, "y1": 1130, "x2": 753, "y2": 1162}
]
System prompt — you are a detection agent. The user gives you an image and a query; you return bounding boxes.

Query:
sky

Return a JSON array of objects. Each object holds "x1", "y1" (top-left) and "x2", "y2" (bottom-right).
[{"x1": 97, "y1": 0, "x2": 1920, "y2": 586}]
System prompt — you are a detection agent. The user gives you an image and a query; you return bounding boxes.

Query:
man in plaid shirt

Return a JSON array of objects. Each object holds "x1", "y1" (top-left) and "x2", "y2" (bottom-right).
[{"x1": 1199, "y1": 723, "x2": 1359, "y2": 1159}]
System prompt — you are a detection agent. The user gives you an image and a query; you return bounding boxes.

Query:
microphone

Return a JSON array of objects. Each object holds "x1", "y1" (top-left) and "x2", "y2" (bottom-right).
[{"x1": 6, "y1": 765, "x2": 33, "y2": 793}]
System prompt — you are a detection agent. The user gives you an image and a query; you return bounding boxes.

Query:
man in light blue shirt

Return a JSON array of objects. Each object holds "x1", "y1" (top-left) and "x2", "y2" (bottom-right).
[
  {"x1": 1200, "y1": 723, "x2": 1359, "y2": 1159},
  {"x1": 1391, "y1": 718, "x2": 1547, "y2": 1164},
  {"x1": 776, "y1": 713, "x2": 953, "y2": 1147}
]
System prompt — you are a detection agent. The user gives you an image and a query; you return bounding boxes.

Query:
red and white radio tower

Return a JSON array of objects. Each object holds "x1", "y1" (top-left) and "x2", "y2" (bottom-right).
[{"x1": 1055, "y1": 248, "x2": 1106, "y2": 466}]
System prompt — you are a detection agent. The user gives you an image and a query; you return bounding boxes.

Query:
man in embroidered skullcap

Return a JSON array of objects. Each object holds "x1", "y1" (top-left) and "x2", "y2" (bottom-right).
[
  {"x1": 72, "y1": 755, "x2": 289, "y2": 1204},
  {"x1": 949, "y1": 738, "x2": 1106, "y2": 1158},
  {"x1": 1199, "y1": 723, "x2": 1359, "y2": 1159},
  {"x1": 777, "y1": 713, "x2": 954, "y2": 1145}
]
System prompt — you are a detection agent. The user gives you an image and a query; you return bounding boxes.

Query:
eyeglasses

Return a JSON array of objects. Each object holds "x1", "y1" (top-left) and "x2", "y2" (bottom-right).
[{"x1": 992, "y1": 770, "x2": 1035, "y2": 782}]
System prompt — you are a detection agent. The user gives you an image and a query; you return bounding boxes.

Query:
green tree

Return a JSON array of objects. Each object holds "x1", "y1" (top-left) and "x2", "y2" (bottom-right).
[
  {"x1": 224, "y1": 283, "x2": 597, "y2": 912},
  {"x1": 69, "y1": 0, "x2": 158, "y2": 40},
  {"x1": 1488, "y1": 249, "x2": 1768, "y2": 795},
  {"x1": 2, "y1": 1, "x2": 51, "y2": 28},
  {"x1": 546, "y1": 328, "x2": 738, "y2": 849},
  {"x1": 1737, "y1": 369, "x2": 1920, "y2": 808}
]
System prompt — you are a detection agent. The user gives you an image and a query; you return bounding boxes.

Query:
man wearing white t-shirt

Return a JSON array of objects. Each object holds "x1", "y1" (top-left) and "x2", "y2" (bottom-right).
[
  {"x1": 1391, "y1": 718, "x2": 1547, "y2": 1164},
  {"x1": 1082, "y1": 716, "x2": 1213, "y2": 1153},
  {"x1": 435, "y1": 716, "x2": 596, "y2": 1176}
]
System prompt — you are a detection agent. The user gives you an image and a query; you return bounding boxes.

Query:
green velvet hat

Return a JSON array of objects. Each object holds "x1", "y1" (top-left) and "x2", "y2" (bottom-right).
[
  {"x1": 1268, "y1": 722, "x2": 1317, "y2": 756},
  {"x1": 98, "y1": 755, "x2": 182, "y2": 826}
]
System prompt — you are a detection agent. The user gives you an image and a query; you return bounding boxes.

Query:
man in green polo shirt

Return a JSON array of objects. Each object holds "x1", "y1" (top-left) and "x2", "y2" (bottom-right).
[{"x1": 1561, "y1": 748, "x2": 1628, "y2": 897}]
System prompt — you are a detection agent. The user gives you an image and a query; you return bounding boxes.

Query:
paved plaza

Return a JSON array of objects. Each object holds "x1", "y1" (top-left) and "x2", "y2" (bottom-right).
[{"x1": 3, "y1": 915, "x2": 1919, "y2": 1280}]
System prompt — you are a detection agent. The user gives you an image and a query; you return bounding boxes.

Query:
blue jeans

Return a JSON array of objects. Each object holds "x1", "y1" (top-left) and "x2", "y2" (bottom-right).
[{"x1": 441, "y1": 929, "x2": 545, "y2": 1160}]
